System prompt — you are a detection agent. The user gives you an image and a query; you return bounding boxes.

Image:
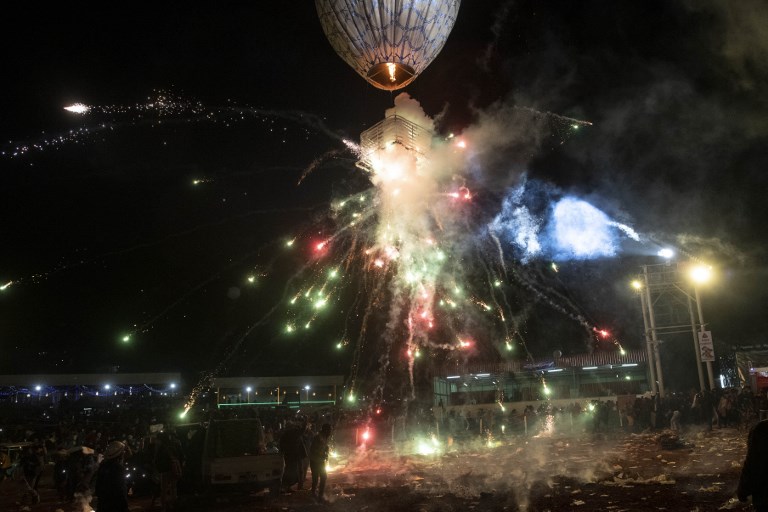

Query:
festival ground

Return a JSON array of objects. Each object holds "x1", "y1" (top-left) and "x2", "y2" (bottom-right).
[{"x1": 0, "y1": 426, "x2": 753, "y2": 512}]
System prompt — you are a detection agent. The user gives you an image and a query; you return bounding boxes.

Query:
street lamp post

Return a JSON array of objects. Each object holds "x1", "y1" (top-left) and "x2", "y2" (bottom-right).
[
  {"x1": 643, "y1": 266, "x2": 666, "y2": 398},
  {"x1": 694, "y1": 284, "x2": 716, "y2": 390},
  {"x1": 245, "y1": 386, "x2": 252, "y2": 404},
  {"x1": 304, "y1": 385, "x2": 311, "y2": 403},
  {"x1": 633, "y1": 280, "x2": 658, "y2": 396},
  {"x1": 690, "y1": 264, "x2": 716, "y2": 391},
  {"x1": 686, "y1": 292, "x2": 707, "y2": 391}
]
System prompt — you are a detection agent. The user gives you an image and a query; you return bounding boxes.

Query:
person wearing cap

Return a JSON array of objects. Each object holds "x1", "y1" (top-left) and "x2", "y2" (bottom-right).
[
  {"x1": 95, "y1": 441, "x2": 129, "y2": 512},
  {"x1": 309, "y1": 423, "x2": 332, "y2": 502}
]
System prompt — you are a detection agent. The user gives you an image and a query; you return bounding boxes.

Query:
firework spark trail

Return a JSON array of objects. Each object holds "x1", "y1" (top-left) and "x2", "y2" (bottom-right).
[
  {"x1": 514, "y1": 106, "x2": 593, "y2": 127},
  {"x1": 473, "y1": 228, "x2": 538, "y2": 363},
  {"x1": 297, "y1": 148, "x2": 351, "y2": 185},
  {"x1": 3, "y1": 90, "x2": 350, "y2": 160},
  {"x1": 607, "y1": 220, "x2": 641, "y2": 241},
  {"x1": 508, "y1": 263, "x2": 593, "y2": 335},
  {"x1": 226, "y1": 106, "x2": 347, "y2": 143},
  {"x1": 347, "y1": 275, "x2": 384, "y2": 403}
]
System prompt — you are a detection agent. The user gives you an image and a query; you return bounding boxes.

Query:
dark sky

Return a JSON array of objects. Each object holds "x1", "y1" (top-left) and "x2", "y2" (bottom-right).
[{"x1": 1, "y1": 1, "x2": 767, "y2": 392}]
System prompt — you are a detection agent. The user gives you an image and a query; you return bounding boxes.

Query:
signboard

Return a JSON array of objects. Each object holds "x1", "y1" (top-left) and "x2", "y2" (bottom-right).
[{"x1": 698, "y1": 330, "x2": 715, "y2": 362}]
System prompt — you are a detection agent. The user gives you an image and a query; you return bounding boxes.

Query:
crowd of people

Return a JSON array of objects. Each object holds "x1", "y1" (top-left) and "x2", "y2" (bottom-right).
[
  {"x1": 0, "y1": 393, "x2": 345, "y2": 509},
  {"x1": 432, "y1": 387, "x2": 768, "y2": 441},
  {"x1": 1, "y1": 386, "x2": 767, "y2": 509}
]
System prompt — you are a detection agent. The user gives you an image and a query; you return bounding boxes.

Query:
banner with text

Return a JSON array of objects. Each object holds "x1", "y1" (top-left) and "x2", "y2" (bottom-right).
[{"x1": 698, "y1": 330, "x2": 715, "y2": 362}]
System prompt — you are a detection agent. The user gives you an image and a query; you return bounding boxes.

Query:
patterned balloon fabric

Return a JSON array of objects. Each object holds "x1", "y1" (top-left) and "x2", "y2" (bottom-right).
[{"x1": 316, "y1": 0, "x2": 461, "y2": 90}]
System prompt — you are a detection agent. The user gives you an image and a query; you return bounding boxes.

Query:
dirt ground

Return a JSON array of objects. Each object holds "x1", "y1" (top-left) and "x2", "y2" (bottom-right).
[{"x1": 0, "y1": 426, "x2": 754, "y2": 512}]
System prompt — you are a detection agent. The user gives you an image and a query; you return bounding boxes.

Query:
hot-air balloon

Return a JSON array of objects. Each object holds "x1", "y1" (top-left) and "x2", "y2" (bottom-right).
[{"x1": 315, "y1": 0, "x2": 462, "y2": 91}]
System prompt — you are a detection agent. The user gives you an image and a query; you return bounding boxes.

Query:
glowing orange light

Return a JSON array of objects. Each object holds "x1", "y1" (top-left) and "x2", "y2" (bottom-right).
[{"x1": 386, "y1": 63, "x2": 397, "y2": 82}]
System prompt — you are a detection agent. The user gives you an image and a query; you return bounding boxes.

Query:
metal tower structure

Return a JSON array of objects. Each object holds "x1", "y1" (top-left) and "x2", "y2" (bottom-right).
[{"x1": 633, "y1": 261, "x2": 715, "y2": 398}]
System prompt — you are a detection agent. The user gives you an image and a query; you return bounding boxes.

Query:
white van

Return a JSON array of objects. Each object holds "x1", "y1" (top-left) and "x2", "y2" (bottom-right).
[{"x1": 200, "y1": 418, "x2": 284, "y2": 495}]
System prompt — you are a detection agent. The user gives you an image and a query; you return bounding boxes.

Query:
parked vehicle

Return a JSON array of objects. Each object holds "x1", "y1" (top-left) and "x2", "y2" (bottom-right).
[{"x1": 200, "y1": 418, "x2": 283, "y2": 495}]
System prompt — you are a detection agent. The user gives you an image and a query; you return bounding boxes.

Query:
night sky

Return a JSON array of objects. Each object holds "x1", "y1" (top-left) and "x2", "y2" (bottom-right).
[{"x1": 1, "y1": 2, "x2": 767, "y2": 392}]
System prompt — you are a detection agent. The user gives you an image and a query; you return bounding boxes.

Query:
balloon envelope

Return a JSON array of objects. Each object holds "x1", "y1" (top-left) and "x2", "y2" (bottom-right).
[{"x1": 316, "y1": 0, "x2": 461, "y2": 91}]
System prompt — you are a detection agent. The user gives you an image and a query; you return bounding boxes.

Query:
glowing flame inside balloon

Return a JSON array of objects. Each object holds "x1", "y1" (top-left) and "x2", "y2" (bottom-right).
[{"x1": 387, "y1": 63, "x2": 397, "y2": 83}]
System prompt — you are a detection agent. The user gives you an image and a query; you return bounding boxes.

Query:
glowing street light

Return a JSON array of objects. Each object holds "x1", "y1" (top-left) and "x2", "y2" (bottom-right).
[
  {"x1": 304, "y1": 385, "x2": 311, "y2": 402},
  {"x1": 245, "y1": 386, "x2": 252, "y2": 403},
  {"x1": 690, "y1": 264, "x2": 712, "y2": 284},
  {"x1": 657, "y1": 248, "x2": 675, "y2": 259},
  {"x1": 631, "y1": 280, "x2": 642, "y2": 290}
]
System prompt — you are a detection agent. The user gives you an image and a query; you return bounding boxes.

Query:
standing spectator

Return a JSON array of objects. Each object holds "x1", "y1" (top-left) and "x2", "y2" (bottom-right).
[
  {"x1": 279, "y1": 423, "x2": 306, "y2": 491},
  {"x1": 95, "y1": 441, "x2": 129, "y2": 512},
  {"x1": 142, "y1": 434, "x2": 161, "y2": 507},
  {"x1": 737, "y1": 419, "x2": 768, "y2": 511},
  {"x1": 309, "y1": 423, "x2": 332, "y2": 503},
  {"x1": 718, "y1": 393, "x2": 732, "y2": 428},
  {"x1": 53, "y1": 448, "x2": 69, "y2": 501},
  {"x1": 300, "y1": 422, "x2": 314, "y2": 489},
  {"x1": 699, "y1": 390, "x2": 715, "y2": 430},
  {"x1": 20, "y1": 443, "x2": 43, "y2": 503},
  {"x1": 155, "y1": 431, "x2": 184, "y2": 512},
  {"x1": 670, "y1": 410, "x2": 682, "y2": 432}
]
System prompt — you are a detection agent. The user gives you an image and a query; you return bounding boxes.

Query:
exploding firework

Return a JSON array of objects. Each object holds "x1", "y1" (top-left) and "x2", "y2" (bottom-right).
[
  {"x1": 1, "y1": 90, "x2": 665, "y2": 414},
  {"x1": 265, "y1": 93, "x2": 648, "y2": 408}
]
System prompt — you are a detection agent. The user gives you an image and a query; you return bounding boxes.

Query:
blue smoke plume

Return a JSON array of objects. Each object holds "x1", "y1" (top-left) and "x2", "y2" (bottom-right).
[{"x1": 489, "y1": 181, "x2": 640, "y2": 262}]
